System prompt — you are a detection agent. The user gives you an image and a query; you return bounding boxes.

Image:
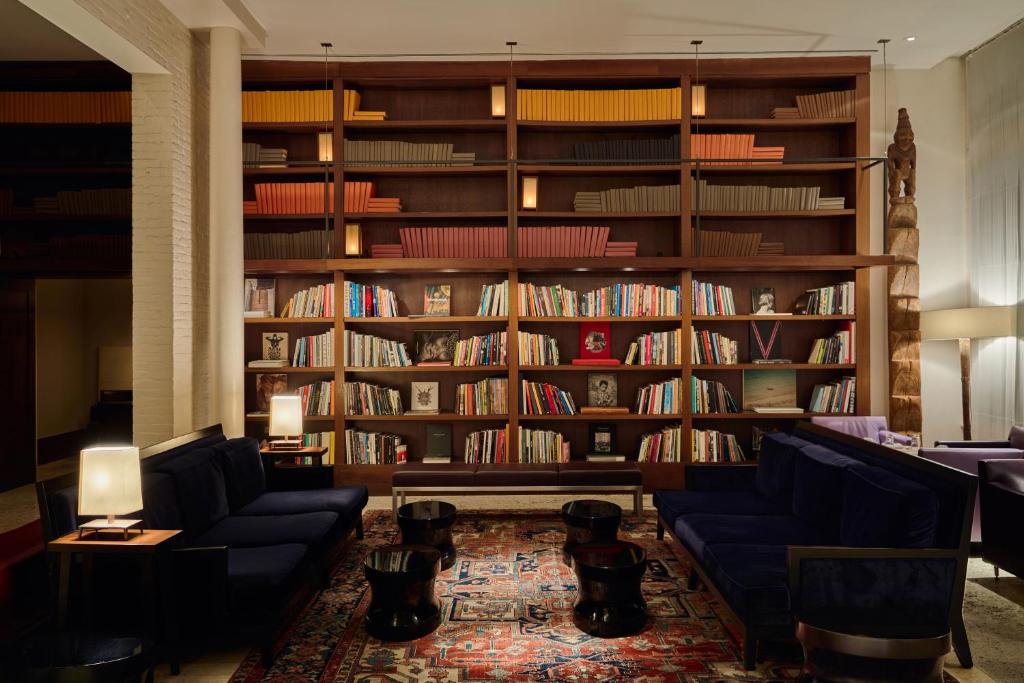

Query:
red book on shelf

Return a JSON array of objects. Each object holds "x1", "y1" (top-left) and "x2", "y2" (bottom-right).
[{"x1": 570, "y1": 358, "x2": 622, "y2": 366}]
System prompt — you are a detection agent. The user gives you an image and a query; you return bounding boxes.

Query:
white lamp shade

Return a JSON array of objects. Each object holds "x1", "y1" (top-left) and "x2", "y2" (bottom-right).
[
  {"x1": 270, "y1": 394, "x2": 303, "y2": 436},
  {"x1": 78, "y1": 446, "x2": 142, "y2": 516},
  {"x1": 490, "y1": 84, "x2": 506, "y2": 118},
  {"x1": 920, "y1": 305, "x2": 1017, "y2": 340},
  {"x1": 521, "y1": 176, "x2": 538, "y2": 210},
  {"x1": 318, "y1": 132, "x2": 333, "y2": 162},
  {"x1": 691, "y1": 85, "x2": 707, "y2": 117}
]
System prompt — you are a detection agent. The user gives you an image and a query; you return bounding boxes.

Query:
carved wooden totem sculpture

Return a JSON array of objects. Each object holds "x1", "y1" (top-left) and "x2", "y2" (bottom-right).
[{"x1": 887, "y1": 108, "x2": 922, "y2": 435}]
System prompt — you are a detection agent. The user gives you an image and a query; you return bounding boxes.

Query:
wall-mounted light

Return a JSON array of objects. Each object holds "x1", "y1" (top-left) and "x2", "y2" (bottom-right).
[
  {"x1": 521, "y1": 176, "x2": 538, "y2": 210},
  {"x1": 318, "y1": 132, "x2": 333, "y2": 162},
  {"x1": 344, "y1": 223, "x2": 362, "y2": 256},
  {"x1": 691, "y1": 85, "x2": 707, "y2": 118},
  {"x1": 491, "y1": 84, "x2": 506, "y2": 118}
]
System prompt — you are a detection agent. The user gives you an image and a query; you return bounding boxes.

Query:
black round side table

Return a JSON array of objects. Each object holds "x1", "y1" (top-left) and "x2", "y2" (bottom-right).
[
  {"x1": 3, "y1": 632, "x2": 155, "y2": 683},
  {"x1": 570, "y1": 541, "x2": 648, "y2": 638},
  {"x1": 561, "y1": 499, "x2": 622, "y2": 565},
  {"x1": 397, "y1": 500, "x2": 457, "y2": 570},
  {"x1": 364, "y1": 544, "x2": 442, "y2": 641}
]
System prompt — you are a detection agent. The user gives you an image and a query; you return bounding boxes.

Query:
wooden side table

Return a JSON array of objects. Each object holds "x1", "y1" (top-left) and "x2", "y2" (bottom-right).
[
  {"x1": 261, "y1": 446, "x2": 332, "y2": 490},
  {"x1": 47, "y1": 528, "x2": 182, "y2": 674}
]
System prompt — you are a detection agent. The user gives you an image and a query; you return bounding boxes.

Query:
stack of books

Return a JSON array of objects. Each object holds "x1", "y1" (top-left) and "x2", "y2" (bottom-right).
[
  {"x1": 517, "y1": 226, "x2": 610, "y2": 257},
  {"x1": 343, "y1": 331, "x2": 412, "y2": 367},
  {"x1": 456, "y1": 377, "x2": 508, "y2": 416},
  {"x1": 477, "y1": 281, "x2": 509, "y2": 316},
  {"x1": 751, "y1": 147, "x2": 785, "y2": 164},
  {"x1": 802, "y1": 282, "x2": 855, "y2": 315},
  {"x1": 625, "y1": 328, "x2": 682, "y2": 366},
  {"x1": 690, "y1": 134, "x2": 784, "y2": 165},
  {"x1": 518, "y1": 331, "x2": 560, "y2": 366},
  {"x1": 399, "y1": 227, "x2": 508, "y2": 258},
  {"x1": 605, "y1": 241, "x2": 638, "y2": 257},
  {"x1": 350, "y1": 110, "x2": 387, "y2": 121},
  {"x1": 573, "y1": 185, "x2": 680, "y2": 213},
  {"x1": 692, "y1": 429, "x2": 745, "y2": 463},
  {"x1": 31, "y1": 189, "x2": 130, "y2": 216},
  {"x1": 520, "y1": 380, "x2": 577, "y2": 415},
  {"x1": 242, "y1": 90, "x2": 334, "y2": 122},
  {"x1": 281, "y1": 283, "x2": 334, "y2": 318},
  {"x1": 810, "y1": 376, "x2": 856, "y2": 413},
  {"x1": 816, "y1": 196, "x2": 846, "y2": 210},
  {"x1": 693, "y1": 179, "x2": 824, "y2": 212},
  {"x1": 795, "y1": 90, "x2": 857, "y2": 118},
  {"x1": 637, "y1": 424, "x2": 682, "y2": 463},
  {"x1": 518, "y1": 282, "x2": 580, "y2": 317},
  {"x1": 758, "y1": 242, "x2": 786, "y2": 255},
  {"x1": 343, "y1": 282, "x2": 399, "y2": 317},
  {"x1": 453, "y1": 331, "x2": 507, "y2": 367},
  {"x1": 579, "y1": 283, "x2": 682, "y2": 317},
  {"x1": 344, "y1": 381, "x2": 403, "y2": 416},
  {"x1": 466, "y1": 428, "x2": 509, "y2": 464},
  {"x1": 292, "y1": 328, "x2": 334, "y2": 367},
  {"x1": 253, "y1": 182, "x2": 334, "y2": 214},
  {"x1": 691, "y1": 328, "x2": 739, "y2": 364},
  {"x1": 808, "y1": 322, "x2": 856, "y2": 364},
  {"x1": 691, "y1": 377, "x2": 739, "y2": 414},
  {"x1": 243, "y1": 143, "x2": 288, "y2": 168},
  {"x1": 343, "y1": 139, "x2": 475, "y2": 166},
  {"x1": 635, "y1": 377, "x2": 682, "y2": 415},
  {"x1": 243, "y1": 230, "x2": 333, "y2": 259},
  {"x1": 769, "y1": 106, "x2": 800, "y2": 119},
  {"x1": 516, "y1": 88, "x2": 683, "y2": 121},
  {"x1": 694, "y1": 230, "x2": 765, "y2": 257},
  {"x1": 573, "y1": 134, "x2": 680, "y2": 161},
  {"x1": 691, "y1": 281, "x2": 737, "y2": 316},
  {"x1": 366, "y1": 197, "x2": 401, "y2": 213},
  {"x1": 345, "y1": 429, "x2": 407, "y2": 465},
  {"x1": 518, "y1": 427, "x2": 569, "y2": 463},
  {"x1": 342, "y1": 181, "x2": 374, "y2": 212},
  {"x1": 342, "y1": 90, "x2": 360, "y2": 120},
  {"x1": 0, "y1": 91, "x2": 131, "y2": 123},
  {"x1": 369, "y1": 244, "x2": 403, "y2": 258},
  {"x1": 295, "y1": 381, "x2": 335, "y2": 416}
]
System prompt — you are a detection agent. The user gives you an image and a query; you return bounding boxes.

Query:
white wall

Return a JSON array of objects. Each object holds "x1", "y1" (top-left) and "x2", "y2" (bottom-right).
[{"x1": 870, "y1": 58, "x2": 970, "y2": 445}]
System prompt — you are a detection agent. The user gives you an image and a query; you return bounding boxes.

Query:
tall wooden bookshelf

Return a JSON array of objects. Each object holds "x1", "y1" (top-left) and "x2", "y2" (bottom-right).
[{"x1": 241, "y1": 57, "x2": 890, "y2": 494}]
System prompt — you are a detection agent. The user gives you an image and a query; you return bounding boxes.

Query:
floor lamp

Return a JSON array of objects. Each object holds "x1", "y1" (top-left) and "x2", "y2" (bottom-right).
[{"x1": 920, "y1": 305, "x2": 1017, "y2": 439}]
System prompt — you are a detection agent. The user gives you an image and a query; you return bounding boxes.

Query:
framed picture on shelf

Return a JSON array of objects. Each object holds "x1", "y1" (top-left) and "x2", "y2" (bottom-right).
[
  {"x1": 409, "y1": 381, "x2": 440, "y2": 414},
  {"x1": 749, "y1": 320, "x2": 785, "y2": 362},
  {"x1": 261, "y1": 332, "x2": 289, "y2": 361},
  {"x1": 254, "y1": 373, "x2": 288, "y2": 413},
  {"x1": 578, "y1": 322, "x2": 611, "y2": 360},
  {"x1": 588, "y1": 423, "x2": 618, "y2": 454},
  {"x1": 742, "y1": 369, "x2": 798, "y2": 410},
  {"x1": 751, "y1": 287, "x2": 776, "y2": 315},
  {"x1": 422, "y1": 284, "x2": 452, "y2": 317},
  {"x1": 587, "y1": 373, "x2": 618, "y2": 407},
  {"x1": 414, "y1": 330, "x2": 458, "y2": 365},
  {"x1": 244, "y1": 278, "x2": 275, "y2": 318}
]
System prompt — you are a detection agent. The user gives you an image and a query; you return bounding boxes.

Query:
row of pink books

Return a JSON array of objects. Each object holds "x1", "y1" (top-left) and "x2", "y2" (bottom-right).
[
  {"x1": 399, "y1": 227, "x2": 508, "y2": 258},
  {"x1": 367, "y1": 232, "x2": 639, "y2": 259},
  {"x1": 690, "y1": 134, "x2": 784, "y2": 166},
  {"x1": 518, "y1": 226, "x2": 609, "y2": 257},
  {"x1": 369, "y1": 244, "x2": 403, "y2": 258},
  {"x1": 605, "y1": 241, "x2": 637, "y2": 257}
]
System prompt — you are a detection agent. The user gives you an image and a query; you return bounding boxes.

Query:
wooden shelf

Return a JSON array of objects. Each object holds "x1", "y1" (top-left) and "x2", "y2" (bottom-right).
[
  {"x1": 343, "y1": 316, "x2": 507, "y2": 324},
  {"x1": 518, "y1": 120, "x2": 682, "y2": 130},
  {"x1": 520, "y1": 365, "x2": 684, "y2": 372},
  {"x1": 243, "y1": 317, "x2": 334, "y2": 324},
  {"x1": 244, "y1": 366, "x2": 334, "y2": 373},
  {"x1": 343, "y1": 119, "x2": 506, "y2": 131},
  {"x1": 688, "y1": 255, "x2": 893, "y2": 271},
  {"x1": 519, "y1": 316, "x2": 682, "y2": 323},
  {"x1": 339, "y1": 258, "x2": 513, "y2": 273},
  {"x1": 246, "y1": 414, "x2": 334, "y2": 421},
  {"x1": 692, "y1": 364, "x2": 856, "y2": 371},
  {"x1": 243, "y1": 121, "x2": 332, "y2": 132},
  {"x1": 345, "y1": 413, "x2": 509, "y2": 422},
  {"x1": 244, "y1": 213, "x2": 331, "y2": 221},
  {"x1": 693, "y1": 118, "x2": 856, "y2": 129},
  {"x1": 692, "y1": 162, "x2": 855, "y2": 174},
  {"x1": 243, "y1": 166, "x2": 330, "y2": 176},
  {"x1": 345, "y1": 365, "x2": 508, "y2": 373},
  {"x1": 524, "y1": 211, "x2": 679, "y2": 220},
  {"x1": 516, "y1": 257, "x2": 682, "y2": 272},
  {"x1": 694, "y1": 209, "x2": 854, "y2": 219},
  {"x1": 341, "y1": 165, "x2": 506, "y2": 176},
  {"x1": 691, "y1": 314, "x2": 854, "y2": 322},
  {"x1": 693, "y1": 412, "x2": 840, "y2": 420},
  {"x1": 344, "y1": 211, "x2": 507, "y2": 221},
  {"x1": 517, "y1": 164, "x2": 680, "y2": 175},
  {"x1": 519, "y1": 413, "x2": 684, "y2": 421}
]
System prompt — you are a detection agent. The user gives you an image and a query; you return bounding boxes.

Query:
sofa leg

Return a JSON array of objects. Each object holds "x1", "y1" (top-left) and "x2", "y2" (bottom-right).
[
  {"x1": 687, "y1": 567, "x2": 700, "y2": 590},
  {"x1": 951, "y1": 612, "x2": 973, "y2": 668},
  {"x1": 355, "y1": 515, "x2": 365, "y2": 540},
  {"x1": 656, "y1": 519, "x2": 665, "y2": 540},
  {"x1": 994, "y1": 565, "x2": 1000, "y2": 579},
  {"x1": 742, "y1": 636, "x2": 757, "y2": 671}
]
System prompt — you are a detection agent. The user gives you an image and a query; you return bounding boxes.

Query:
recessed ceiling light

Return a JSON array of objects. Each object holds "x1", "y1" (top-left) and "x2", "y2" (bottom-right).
[{"x1": 905, "y1": 36, "x2": 917, "y2": 42}]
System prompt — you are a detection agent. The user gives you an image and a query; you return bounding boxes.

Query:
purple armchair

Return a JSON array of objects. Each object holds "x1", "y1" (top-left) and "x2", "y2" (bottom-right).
[{"x1": 809, "y1": 416, "x2": 915, "y2": 446}]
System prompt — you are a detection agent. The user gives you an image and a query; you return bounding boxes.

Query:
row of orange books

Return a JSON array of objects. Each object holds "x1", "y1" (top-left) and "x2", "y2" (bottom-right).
[
  {"x1": 517, "y1": 88, "x2": 683, "y2": 122},
  {"x1": 243, "y1": 181, "x2": 403, "y2": 215},
  {"x1": 691, "y1": 134, "x2": 784, "y2": 165},
  {"x1": 0, "y1": 91, "x2": 130, "y2": 123},
  {"x1": 343, "y1": 182, "x2": 400, "y2": 213},
  {"x1": 242, "y1": 90, "x2": 337, "y2": 123}
]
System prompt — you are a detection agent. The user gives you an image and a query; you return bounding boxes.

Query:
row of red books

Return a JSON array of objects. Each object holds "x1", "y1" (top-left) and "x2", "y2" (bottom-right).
[
  {"x1": 369, "y1": 244, "x2": 403, "y2": 258},
  {"x1": 242, "y1": 182, "x2": 403, "y2": 215},
  {"x1": 518, "y1": 226, "x2": 608, "y2": 257},
  {"x1": 605, "y1": 241, "x2": 638, "y2": 257},
  {"x1": 691, "y1": 134, "x2": 785, "y2": 166},
  {"x1": 366, "y1": 233, "x2": 637, "y2": 259}
]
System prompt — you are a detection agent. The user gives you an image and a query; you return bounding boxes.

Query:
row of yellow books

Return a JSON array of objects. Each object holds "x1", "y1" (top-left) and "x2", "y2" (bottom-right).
[
  {"x1": 242, "y1": 89, "x2": 386, "y2": 123},
  {"x1": 0, "y1": 91, "x2": 130, "y2": 123},
  {"x1": 517, "y1": 88, "x2": 683, "y2": 122}
]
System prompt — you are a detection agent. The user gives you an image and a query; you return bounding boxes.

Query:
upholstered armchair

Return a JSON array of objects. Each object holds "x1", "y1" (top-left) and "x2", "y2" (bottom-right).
[
  {"x1": 809, "y1": 416, "x2": 915, "y2": 446},
  {"x1": 935, "y1": 425, "x2": 1024, "y2": 451},
  {"x1": 978, "y1": 459, "x2": 1024, "y2": 578}
]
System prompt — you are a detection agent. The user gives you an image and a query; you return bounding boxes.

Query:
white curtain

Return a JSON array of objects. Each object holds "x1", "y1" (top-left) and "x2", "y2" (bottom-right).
[{"x1": 965, "y1": 22, "x2": 1024, "y2": 438}]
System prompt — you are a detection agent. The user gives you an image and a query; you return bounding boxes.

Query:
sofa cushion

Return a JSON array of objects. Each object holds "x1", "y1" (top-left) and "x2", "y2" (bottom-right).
[
  {"x1": 393, "y1": 464, "x2": 477, "y2": 487},
  {"x1": 156, "y1": 447, "x2": 229, "y2": 536},
  {"x1": 702, "y1": 543, "x2": 791, "y2": 627},
  {"x1": 756, "y1": 433, "x2": 811, "y2": 506},
  {"x1": 141, "y1": 472, "x2": 182, "y2": 530},
  {"x1": 213, "y1": 438, "x2": 266, "y2": 511},
  {"x1": 840, "y1": 465, "x2": 940, "y2": 548},
  {"x1": 227, "y1": 544, "x2": 309, "y2": 611},
  {"x1": 195, "y1": 511, "x2": 339, "y2": 549},
  {"x1": 557, "y1": 462, "x2": 642, "y2": 486},
  {"x1": 237, "y1": 486, "x2": 369, "y2": 522},
  {"x1": 673, "y1": 513, "x2": 827, "y2": 560},
  {"x1": 475, "y1": 463, "x2": 558, "y2": 486},
  {"x1": 792, "y1": 444, "x2": 864, "y2": 541},
  {"x1": 1009, "y1": 425, "x2": 1024, "y2": 451},
  {"x1": 654, "y1": 490, "x2": 784, "y2": 526}
]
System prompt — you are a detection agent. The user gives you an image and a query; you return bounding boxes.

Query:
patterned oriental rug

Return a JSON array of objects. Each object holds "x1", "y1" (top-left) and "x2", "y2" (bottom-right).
[{"x1": 230, "y1": 510, "x2": 804, "y2": 682}]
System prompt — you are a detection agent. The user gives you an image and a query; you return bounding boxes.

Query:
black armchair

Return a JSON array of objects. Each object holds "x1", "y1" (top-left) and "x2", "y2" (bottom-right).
[{"x1": 978, "y1": 459, "x2": 1024, "y2": 578}]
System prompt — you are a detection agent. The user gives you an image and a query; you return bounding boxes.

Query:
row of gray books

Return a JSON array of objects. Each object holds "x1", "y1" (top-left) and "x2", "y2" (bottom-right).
[
  {"x1": 243, "y1": 142, "x2": 287, "y2": 168},
  {"x1": 693, "y1": 179, "x2": 844, "y2": 212},
  {"x1": 574, "y1": 184, "x2": 681, "y2": 213},
  {"x1": 244, "y1": 230, "x2": 333, "y2": 260},
  {"x1": 343, "y1": 139, "x2": 476, "y2": 166}
]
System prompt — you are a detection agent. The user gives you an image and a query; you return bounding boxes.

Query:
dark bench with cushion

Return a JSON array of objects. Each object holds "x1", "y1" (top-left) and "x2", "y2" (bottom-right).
[
  {"x1": 392, "y1": 462, "x2": 644, "y2": 515},
  {"x1": 654, "y1": 423, "x2": 974, "y2": 671},
  {"x1": 37, "y1": 424, "x2": 368, "y2": 666}
]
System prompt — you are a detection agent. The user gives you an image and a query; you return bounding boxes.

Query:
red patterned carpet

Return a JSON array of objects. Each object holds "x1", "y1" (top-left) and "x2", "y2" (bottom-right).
[{"x1": 230, "y1": 510, "x2": 802, "y2": 682}]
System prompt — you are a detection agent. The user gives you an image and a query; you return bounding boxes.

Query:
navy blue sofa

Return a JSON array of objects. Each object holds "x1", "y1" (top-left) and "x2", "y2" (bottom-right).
[
  {"x1": 37, "y1": 424, "x2": 369, "y2": 665},
  {"x1": 654, "y1": 423, "x2": 975, "y2": 670}
]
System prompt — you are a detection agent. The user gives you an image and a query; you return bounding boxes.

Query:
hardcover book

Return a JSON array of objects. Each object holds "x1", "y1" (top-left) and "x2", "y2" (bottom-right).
[
  {"x1": 414, "y1": 330, "x2": 458, "y2": 365},
  {"x1": 423, "y1": 284, "x2": 451, "y2": 316},
  {"x1": 409, "y1": 381, "x2": 440, "y2": 414},
  {"x1": 588, "y1": 423, "x2": 617, "y2": 454},
  {"x1": 749, "y1": 320, "x2": 783, "y2": 361},
  {"x1": 262, "y1": 331, "x2": 289, "y2": 361},
  {"x1": 425, "y1": 423, "x2": 452, "y2": 458},
  {"x1": 578, "y1": 321, "x2": 611, "y2": 360}
]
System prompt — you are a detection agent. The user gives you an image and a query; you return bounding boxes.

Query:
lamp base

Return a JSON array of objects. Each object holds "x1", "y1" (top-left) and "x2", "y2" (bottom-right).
[
  {"x1": 269, "y1": 439, "x2": 302, "y2": 451},
  {"x1": 78, "y1": 518, "x2": 143, "y2": 541}
]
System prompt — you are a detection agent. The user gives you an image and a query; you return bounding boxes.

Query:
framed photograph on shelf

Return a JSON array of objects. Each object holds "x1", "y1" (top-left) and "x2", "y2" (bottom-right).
[
  {"x1": 587, "y1": 373, "x2": 618, "y2": 407},
  {"x1": 261, "y1": 332, "x2": 289, "y2": 361},
  {"x1": 409, "y1": 381, "x2": 440, "y2": 414},
  {"x1": 751, "y1": 287, "x2": 776, "y2": 315},
  {"x1": 422, "y1": 284, "x2": 452, "y2": 316},
  {"x1": 413, "y1": 330, "x2": 458, "y2": 365},
  {"x1": 578, "y1": 322, "x2": 611, "y2": 360}
]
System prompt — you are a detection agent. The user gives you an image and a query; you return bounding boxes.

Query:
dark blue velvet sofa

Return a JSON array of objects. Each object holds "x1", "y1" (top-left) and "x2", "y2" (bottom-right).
[
  {"x1": 37, "y1": 424, "x2": 368, "y2": 665},
  {"x1": 654, "y1": 423, "x2": 975, "y2": 671}
]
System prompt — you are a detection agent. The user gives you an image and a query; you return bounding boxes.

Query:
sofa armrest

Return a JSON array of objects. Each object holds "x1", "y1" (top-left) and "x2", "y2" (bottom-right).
[
  {"x1": 172, "y1": 546, "x2": 228, "y2": 629},
  {"x1": 787, "y1": 546, "x2": 959, "y2": 627},
  {"x1": 683, "y1": 464, "x2": 757, "y2": 492},
  {"x1": 935, "y1": 440, "x2": 1011, "y2": 449},
  {"x1": 979, "y1": 481, "x2": 1024, "y2": 549}
]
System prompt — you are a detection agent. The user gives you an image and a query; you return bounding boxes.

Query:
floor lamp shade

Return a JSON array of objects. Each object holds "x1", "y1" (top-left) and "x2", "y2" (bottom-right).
[
  {"x1": 78, "y1": 446, "x2": 142, "y2": 517},
  {"x1": 920, "y1": 305, "x2": 1016, "y2": 340},
  {"x1": 270, "y1": 395, "x2": 303, "y2": 436}
]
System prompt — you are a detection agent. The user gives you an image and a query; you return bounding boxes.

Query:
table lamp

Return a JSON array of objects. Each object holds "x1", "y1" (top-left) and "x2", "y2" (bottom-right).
[
  {"x1": 269, "y1": 394, "x2": 303, "y2": 450},
  {"x1": 920, "y1": 305, "x2": 1017, "y2": 439},
  {"x1": 78, "y1": 446, "x2": 143, "y2": 539}
]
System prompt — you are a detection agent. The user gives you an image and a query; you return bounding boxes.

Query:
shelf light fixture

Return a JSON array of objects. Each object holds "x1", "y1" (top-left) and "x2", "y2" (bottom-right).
[
  {"x1": 521, "y1": 176, "x2": 538, "y2": 210},
  {"x1": 691, "y1": 40, "x2": 706, "y2": 118},
  {"x1": 344, "y1": 223, "x2": 362, "y2": 256},
  {"x1": 318, "y1": 132, "x2": 333, "y2": 162},
  {"x1": 491, "y1": 84, "x2": 506, "y2": 118}
]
